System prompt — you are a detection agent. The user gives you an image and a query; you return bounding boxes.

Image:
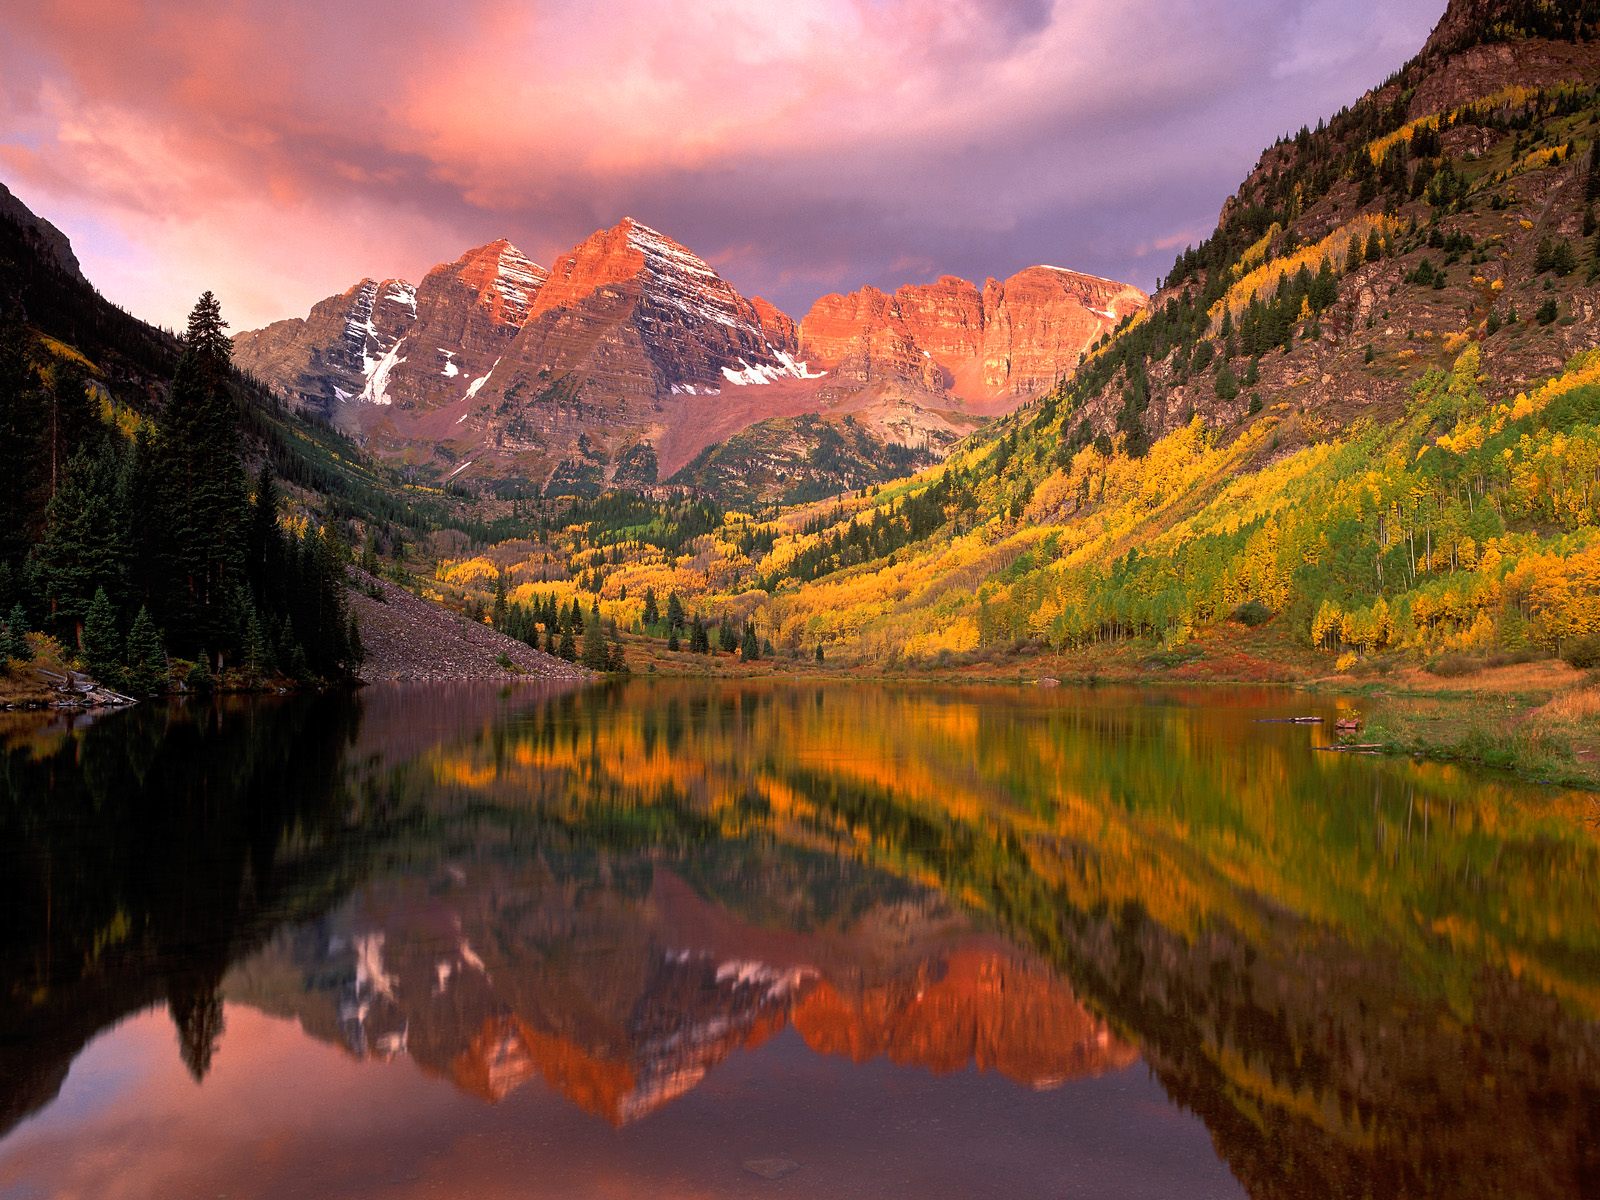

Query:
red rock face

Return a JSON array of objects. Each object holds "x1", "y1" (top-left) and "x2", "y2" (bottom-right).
[
  {"x1": 230, "y1": 863, "x2": 1133, "y2": 1127},
  {"x1": 230, "y1": 240, "x2": 544, "y2": 427},
  {"x1": 751, "y1": 296, "x2": 799, "y2": 354},
  {"x1": 800, "y1": 267, "x2": 1147, "y2": 414},
  {"x1": 234, "y1": 219, "x2": 1147, "y2": 490}
]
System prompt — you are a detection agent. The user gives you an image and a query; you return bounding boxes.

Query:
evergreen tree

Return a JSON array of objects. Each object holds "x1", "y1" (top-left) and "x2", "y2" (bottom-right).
[
  {"x1": 667, "y1": 626, "x2": 680, "y2": 651},
  {"x1": 4, "y1": 603, "x2": 31, "y2": 663},
  {"x1": 123, "y1": 605, "x2": 168, "y2": 695},
  {"x1": 243, "y1": 600, "x2": 274, "y2": 681},
  {"x1": 492, "y1": 571, "x2": 508, "y2": 629},
  {"x1": 121, "y1": 426, "x2": 161, "y2": 613},
  {"x1": 642, "y1": 587, "x2": 660, "y2": 628},
  {"x1": 1364, "y1": 230, "x2": 1383, "y2": 262},
  {"x1": 666, "y1": 591, "x2": 685, "y2": 631},
  {"x1": 156, "y1": 293, "x2": 247, "y2": 664},
  {"x1": 605, "y1": 624, "x2": 627, "y2": 672},
  {"x1": 1552, "y1": 239, "x2": 1577, "y2": 276},
  {"x1": 36, "y1": 443, "x2": 127, "y2": 645},
  {"x1": 741, "y1": 622, "x2": 761, "y2": 661},
  {"x1": 1537, "y1": 298, "x2": 1560, "y2": 324},
  {"x1": 1214, "y1": 360, "x2": 1240, "y2": 401},
  {"x1": 45, "y1": 361, "x2": 104, "y2": 498},
  {"x1": 689, "y1": 617, "x2": 710, "y2": 654},
  {"x1": 81, "y1": 586, "x2": 121, "y2": 683},
  {"x1": 0, "y1": 612, "x2": 16, "y2": 665},
  {"x1": 814, "y1": 643, "x2": 825, "y2": 664},
  {"x1": 558, "y1": 625, "x2": 576, "y2": 661},
  {"x1": 581, "y1": 615, "x2": 609, "y2": 670},
  {"x1": 0, "y1": 309, "x2": 47, "y2": 571},
  {"x1": 245, "y1": 462, "x2": 280, "y2": 594}
]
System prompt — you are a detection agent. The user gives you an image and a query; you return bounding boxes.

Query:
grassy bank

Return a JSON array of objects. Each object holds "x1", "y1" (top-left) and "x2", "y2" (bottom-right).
[{"x1": 618, "y1": 620, "x2": 1600, "y2": 790}]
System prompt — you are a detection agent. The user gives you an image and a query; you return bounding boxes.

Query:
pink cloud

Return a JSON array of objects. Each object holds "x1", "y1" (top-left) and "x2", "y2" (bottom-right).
[{"x1": 0, "y1": 0, "x2": 1444, "y2": 331}]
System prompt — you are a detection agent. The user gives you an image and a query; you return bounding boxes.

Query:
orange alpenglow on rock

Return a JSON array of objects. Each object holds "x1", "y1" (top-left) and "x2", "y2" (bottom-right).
[{"x1": 233, "y1": 216, "x2": 1146, "y2": 487}]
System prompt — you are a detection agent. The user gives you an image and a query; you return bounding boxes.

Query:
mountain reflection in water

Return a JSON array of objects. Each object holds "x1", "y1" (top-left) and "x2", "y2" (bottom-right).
[{"x1": 1, "y1": 680, "x2": 1598, "y2": 1199}]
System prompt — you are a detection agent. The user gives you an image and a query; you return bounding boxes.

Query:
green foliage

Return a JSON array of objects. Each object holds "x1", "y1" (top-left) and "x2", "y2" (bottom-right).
[
  {"x1": 123, "y1": 606, "x2": 168, "y2": 695},
  {"x1": 1214, "y1": 360, "x2": 1240, "y2": 401},
  {"x1": 1537, "y1": 298, "x2": 1560, "y2": 324},
  {"x1": 81, "y1": 586, "x2": 121, "y2": 684},
  {"x1": 1560, "y1": 635, "x2": 1600, "y2": 669},
  {"x1": 581, "y1": 615, "x2": 609, "y2": 671},
  {"x1": 0, "y1": 602, "x2": 30, "y2": 663},
  {"x1": 1230, "y1": 600, "x2": 1274, "y2": 627},
  {"x1": 36, "y1": 443, "x2": 126, "y2": 640}
]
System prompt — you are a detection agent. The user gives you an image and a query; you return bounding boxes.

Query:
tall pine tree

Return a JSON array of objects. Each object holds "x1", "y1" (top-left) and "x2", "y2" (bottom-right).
[
  {"x1": 36, "y1": 443, "x2": 128, "y2": 646},
  {"x1": 156, "y1": 293, "x2": 247, "y2": 666}
]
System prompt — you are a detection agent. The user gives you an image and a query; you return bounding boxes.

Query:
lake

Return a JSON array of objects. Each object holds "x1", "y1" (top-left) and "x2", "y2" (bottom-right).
[{"x1": 1, "y1": 680, "x2": 1596, "y2": 1199}]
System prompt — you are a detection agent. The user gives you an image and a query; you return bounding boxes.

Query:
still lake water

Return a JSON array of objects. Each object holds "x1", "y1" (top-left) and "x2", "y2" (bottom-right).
[{"x1": 0, "y1": 680, "x2": 1596, "y2": 1199}]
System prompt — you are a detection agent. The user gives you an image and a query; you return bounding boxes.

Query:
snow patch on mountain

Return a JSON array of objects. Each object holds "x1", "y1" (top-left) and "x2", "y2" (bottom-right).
[
  {"x1": 362, "y1": 338, "x2": 407, "y2": 405},
  {"x1": 383, "y1": 280, "x2": 417, "y2": 314},
  {"x1": 720, "y1": 347, "x2": 826, "y2": 387}
]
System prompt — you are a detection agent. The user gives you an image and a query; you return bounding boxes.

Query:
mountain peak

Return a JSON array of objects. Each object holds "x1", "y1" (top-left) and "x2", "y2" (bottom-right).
[
  {"x1": 445, "y1": 239, "x2": 546, "y2": 328},
  {"x1": 1422, "y1": 0, "x2": 1600, "y2": 59}
]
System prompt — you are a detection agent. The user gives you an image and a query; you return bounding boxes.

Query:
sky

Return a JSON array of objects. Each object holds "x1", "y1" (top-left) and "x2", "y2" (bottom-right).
[{"x1": 0, "y1": 0, "x2": 1445, "y2": 333}]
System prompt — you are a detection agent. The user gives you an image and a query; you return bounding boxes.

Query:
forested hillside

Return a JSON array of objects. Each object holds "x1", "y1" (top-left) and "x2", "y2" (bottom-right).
[
  {"x1": 0, "y1": 198, "x2": 475, "y2": 691},
  {"x1": 416, "y1": 0, "x2": 1600, "y2": 682}
]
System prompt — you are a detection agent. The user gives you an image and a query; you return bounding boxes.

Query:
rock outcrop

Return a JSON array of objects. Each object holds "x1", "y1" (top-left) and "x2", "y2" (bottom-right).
[
  {"x1": 799, "y1": 267, "x2": 1147, "y2": 414},
  {"x1": 235, "y1": 219, "x2": 1146, "y2": 497},
  {"x1": 0, "y1": 182, "x2": 82, "y2": 282}
]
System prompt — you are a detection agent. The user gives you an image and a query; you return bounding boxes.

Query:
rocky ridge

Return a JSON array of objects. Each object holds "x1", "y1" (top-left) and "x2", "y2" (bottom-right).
[{"x1": 234, "y1": 218, "x2": 1145, "y2": 501}]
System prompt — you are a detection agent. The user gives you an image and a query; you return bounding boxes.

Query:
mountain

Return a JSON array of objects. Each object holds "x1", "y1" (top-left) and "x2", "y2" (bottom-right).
[
  {"x1": 234, "y1": 218, "x2": 1143, "y2": 501},
  {"x1": 799, "y1": 268, "x2": 1147, "y2": 411},
  {"x1": 1058, "y1": 0, "x2": 1600, "y2": 452},
  {"x1": 464, "y1": 0, "x2": 1600, "y2": 686},
  {"x1": 232, "y1": 238, "x2": 546, "y2": 422},
  {"x1": 0, "y1": 180, "x2": 582, "y2": 687},
  {"x1": 226, "y1": 859, "x2": 1133, "y2": 1126},
  {"x1": 0, "y1": 182, "x2": 82, "y2": 283}
]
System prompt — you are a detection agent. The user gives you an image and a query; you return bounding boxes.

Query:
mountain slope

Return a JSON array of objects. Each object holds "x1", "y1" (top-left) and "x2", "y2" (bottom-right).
[
  {"x1": 799, "y1": 267, "x2": 1146, "y2": 412},
  {"x1": 235, "y1": 219, "x2": 1143, "y2": 501},
  {"x1": 233, "y1": 238, "x2": 546, "y2": 424},
  {"x1": 448, "y1": 0, "x2": 1600, "y2": 685}
]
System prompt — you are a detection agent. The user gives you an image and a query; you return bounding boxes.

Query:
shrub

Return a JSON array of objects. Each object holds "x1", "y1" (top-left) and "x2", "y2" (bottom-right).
[
  {"x1": 1561, "y1": 636, "x2": 1600, "y2": 669},
  {"x1": 1229, "y1": 600, "x2": 1274, "y2": 627}
]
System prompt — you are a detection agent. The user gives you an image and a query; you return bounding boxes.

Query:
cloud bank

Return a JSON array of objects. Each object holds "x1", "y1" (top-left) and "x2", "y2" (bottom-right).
[{"x1": 0, "y1": 0, "x2": 1443, "y2": 330}]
